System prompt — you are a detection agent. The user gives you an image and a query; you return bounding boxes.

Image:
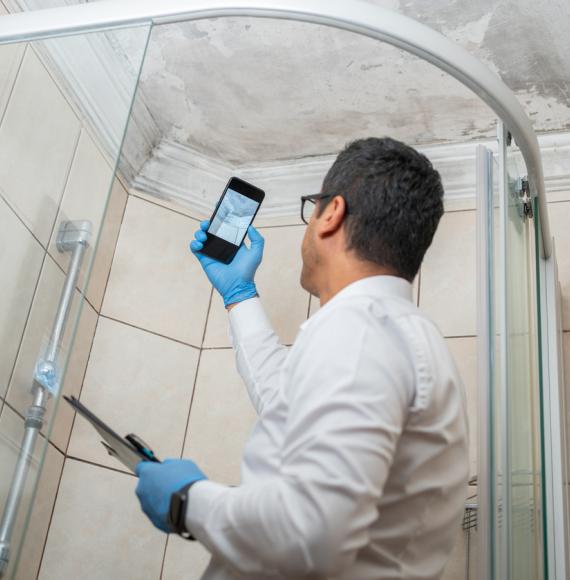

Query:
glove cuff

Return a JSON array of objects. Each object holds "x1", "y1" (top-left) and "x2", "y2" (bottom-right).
[{"x1": 223, "y1": 281, "x2": 258, "y2": 308}]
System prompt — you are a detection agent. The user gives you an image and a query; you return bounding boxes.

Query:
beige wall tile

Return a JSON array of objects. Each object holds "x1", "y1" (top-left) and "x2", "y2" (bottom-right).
[
  {"x1": 548, "y1": 202, "x2": 570, "y2": 330},
  {"x1": 0, "y1": 12, "x2": 25, "y2": 121},
  {"x1": 440, "y1": 529, "x2": 467, "y2": 580},
  {"x1": 68, "y1": 317, "x2": 198, "y2": 471},
  {"x1": 130, "y1": 190, "x2": 199, "y2": 220},
  {"x1": 86, "y1": 178, "x2": 128, "y2": 311},
  {"x1": 48, "y1": 129, "x2": 114, "y2": 298},
  {"x1": 0, "y1": 406, "x2": 64, "y2": 580},
  {"x1": 6, "y1": 257, "x2": 83, "y2": 440},
  {"x1": 203, "y1": 226, "x2": 310, "y2": 347},
  {"x1": 202, "y1": 292, "x2": 231, "y2": 347},
  {"x1": 0, "y1": 197, "x2": 44, "y2": 397},
  {"x1": 413, "y1": 272, "x2": 420, "y2": 306},
  {"x1": 420, "y1": 210, "x2": 476, "y2": 337},
  {"x1": 256, "y1": 215, "x2": 305, "y2": 227},
  {"x1": 39, "y1": 459, "x2": 166, "y2": 580},
  {"x1": 0, "y1": 48, "x2": 80, "y2": 246},
  {"x1": 468, "y1": 527, "x2": 479, "y2": 579},
  {"x1": 447, "y1": 337, "x2": 478, "y2": 479},
  {"x1": 183, "y1": 349, "x2": 257, "y2": 485},
  {"x1": 102, "y1": 196, "x2": 211, "y2": 347},
  {"x1": 161, "y1": 536, "x2": 212, "y2": 580},
  {"x1": 49, "y1": 300, "x2": 98, "y2": 451}
]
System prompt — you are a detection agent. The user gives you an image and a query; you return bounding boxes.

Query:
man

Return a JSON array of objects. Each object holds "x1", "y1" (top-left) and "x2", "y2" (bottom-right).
[{"x1": 136, "y1": 137, "x2": 469, "y2": 579}]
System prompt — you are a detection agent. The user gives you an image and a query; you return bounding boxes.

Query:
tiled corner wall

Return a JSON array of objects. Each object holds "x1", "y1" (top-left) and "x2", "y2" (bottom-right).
[
  {"x1": 35, "y1": 188, "x2": 542, "y2": 580},
  {"x1": 2, "y1": 10, "x2": 569, "y2": 578},
  {"x1": 18, "y1": 181, "x2": 570, "y2": 580},
  {"x1": 0, "y1": 7, "x2": 129, "y2": 578},
  {"x1": 37, "y1": 191, "x2": 317, "y2": 579}
]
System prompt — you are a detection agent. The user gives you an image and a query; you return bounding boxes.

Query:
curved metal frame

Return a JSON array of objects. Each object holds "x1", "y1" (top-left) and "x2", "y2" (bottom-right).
[
  {"x1": 0, "y1": 0, "x2": 553, "y2": 258},
  {"x1": 0, "y1": 4, "x2": 558, "y2": 580}
]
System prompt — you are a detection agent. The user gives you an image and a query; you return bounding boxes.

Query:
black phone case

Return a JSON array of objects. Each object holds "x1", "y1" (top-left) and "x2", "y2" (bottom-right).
[{"x1": 200, "y1": 178, "x2": 264, "y2": 264}]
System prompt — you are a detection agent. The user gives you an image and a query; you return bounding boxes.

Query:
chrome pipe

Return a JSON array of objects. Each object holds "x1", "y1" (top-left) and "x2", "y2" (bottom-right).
[
  {"x1": 35, "y1": 220, "x2": 91, "y2": 393},
  {"x1": 0, "y1": 220, "x2": 90, "y2": 579},
  {"x1": 0, "y1": 394, "x2": 46, "y2": 577}
]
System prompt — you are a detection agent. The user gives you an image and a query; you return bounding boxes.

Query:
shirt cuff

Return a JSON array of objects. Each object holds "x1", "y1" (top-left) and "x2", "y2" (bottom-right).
[
  {"x1": 185, "y1": 480, "x2": 229, "y2": 540},
  {"x1": 228, "y1": 297, "x2": 273, "y2": 344}
]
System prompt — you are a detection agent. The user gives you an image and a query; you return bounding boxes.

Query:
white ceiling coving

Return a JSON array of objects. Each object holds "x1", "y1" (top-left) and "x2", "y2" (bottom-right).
[{"x1": 4, "y1": 0, "x2": 570, "y2": 214}]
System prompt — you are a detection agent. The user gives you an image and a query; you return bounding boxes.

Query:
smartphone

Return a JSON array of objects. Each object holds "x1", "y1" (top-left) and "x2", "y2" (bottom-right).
[{"x1": 200, "y1": 177, "x2": 265, "y2": 264}]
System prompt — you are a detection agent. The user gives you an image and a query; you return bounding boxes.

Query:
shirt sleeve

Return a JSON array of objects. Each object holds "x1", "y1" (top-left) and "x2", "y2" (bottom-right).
[
  {"x1": 187, "y1": 303, "x2": 415, "y2": 577},
  {"x1": 228, "y1": 297, "x2": 290, "y2": 414}
]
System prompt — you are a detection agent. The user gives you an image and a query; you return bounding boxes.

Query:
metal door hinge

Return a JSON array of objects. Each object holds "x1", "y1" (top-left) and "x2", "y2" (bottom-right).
[{"x1": 512, "y1": 176, "x2": 534, "y2": 220}]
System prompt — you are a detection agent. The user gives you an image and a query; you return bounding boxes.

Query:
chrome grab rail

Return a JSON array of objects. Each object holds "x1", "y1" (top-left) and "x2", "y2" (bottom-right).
[{"x1": 0, "y1": 220, "x2": 91, "y2": 579}]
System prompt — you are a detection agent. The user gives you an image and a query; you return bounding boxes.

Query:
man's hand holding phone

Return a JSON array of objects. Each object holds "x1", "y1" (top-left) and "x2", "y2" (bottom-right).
[{"x1": 190, "y1": 220, "x2": 265, "y2": 309}]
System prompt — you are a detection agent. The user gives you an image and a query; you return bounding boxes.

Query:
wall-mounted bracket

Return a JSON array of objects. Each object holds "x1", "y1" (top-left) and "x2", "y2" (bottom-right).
[
  {"x1": 512, "y1": 176, "x2": 534, "y2": 220},
  {"x1": 56, "y1": 219, "x2": 91, "y2": 252}
]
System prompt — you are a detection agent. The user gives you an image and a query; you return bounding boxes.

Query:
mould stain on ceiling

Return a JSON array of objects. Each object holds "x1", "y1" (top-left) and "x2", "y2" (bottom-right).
[{"x1": 122, "y1": 0, "x2": 570, "y2": 165}]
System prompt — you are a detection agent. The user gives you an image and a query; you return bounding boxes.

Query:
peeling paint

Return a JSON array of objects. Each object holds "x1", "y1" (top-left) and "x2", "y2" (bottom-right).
[{"x1": 125, "y1": 4, "x2": 570, "y2": 166}]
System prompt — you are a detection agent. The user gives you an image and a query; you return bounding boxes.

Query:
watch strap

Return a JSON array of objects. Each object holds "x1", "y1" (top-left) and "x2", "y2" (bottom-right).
[{"x1": 168, "y1": 482, "x2": 197, "y2": 540}]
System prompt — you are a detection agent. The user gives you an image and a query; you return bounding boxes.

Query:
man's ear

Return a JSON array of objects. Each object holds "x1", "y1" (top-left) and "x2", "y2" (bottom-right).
[{"x1": 316, "y1": 195, "x2": 347, "y2": 238}]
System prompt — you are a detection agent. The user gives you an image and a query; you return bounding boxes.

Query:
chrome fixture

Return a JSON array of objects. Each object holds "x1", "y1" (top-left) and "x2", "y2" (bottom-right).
[{"x1": 0, "y1": 220, "x2": 91, "y2": 579}]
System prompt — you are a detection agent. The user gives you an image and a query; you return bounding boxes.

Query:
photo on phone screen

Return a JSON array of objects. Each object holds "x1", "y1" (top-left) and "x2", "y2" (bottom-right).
[
  {"x1": 208, "y1": 188, "x2": 260, "y2": 244},
  {"x1": 200, "y1": 177, "x2": 265, "y2": 264}
]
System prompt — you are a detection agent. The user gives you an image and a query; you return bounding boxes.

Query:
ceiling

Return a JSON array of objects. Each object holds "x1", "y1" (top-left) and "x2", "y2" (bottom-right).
[
  {"x1": 7, "y1": 0, "x2": 569, "y2": 207},
  {"x1": 126, "y1": 0, "x2": 570, "y2": 166}
]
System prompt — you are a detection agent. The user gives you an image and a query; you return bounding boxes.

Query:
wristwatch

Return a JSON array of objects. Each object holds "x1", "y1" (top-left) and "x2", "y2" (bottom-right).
[{"x1": 168, "y1": 483, "x2": 197, "y2": 540}]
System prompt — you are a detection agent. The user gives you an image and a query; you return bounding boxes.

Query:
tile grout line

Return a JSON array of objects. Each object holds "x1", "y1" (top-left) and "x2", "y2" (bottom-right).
[
  {"x1": 0, "y1": 189, "x2": 46, "y2": 252},
  {"x1": 158, "y1": 286, "x2": 215, "y2": 580},
  {"x1": 36, "y1": 173, "x2": 127, "y2": 576},
  {"x1": 64, "y1": 454, "x2": 135, "y2": 478},
  {"x1": 45, "y1": 122, "x2": 83, "y2": 255},
  {"x1": 4, "y1": 116, "x2": 82, "y2": 439},
  {"x1": 0, "y1": 42, "x2": 26, "y2": 130},
  {"x1": 129, "y1": 191, "x2": 202, "y2": 223},
  {"x1": 63, "y1": 312, "x2": 101, "y2": 457},
  {"x1": 96, "y1": 183, "x2": 131, "y2": 316},
  {"x1": 0, "y1": 406, "x2": 66, "y2": 580},
  {"x1": 129, "y1": 191, "x2": 307, "y2": 229},
  {"x1": 98, "y1": 313, "x2": 202, "y2": 351},
  {"x1": 1, "y1": 400, "x2": 65, "y2": 457},
  {"x1": 4, "y1": 112, "x2": 83, "y2": 489},
  {"x1": 179, "y1": 286, "x2": 214, "y2": 461},
  {"x1": 34, "y1": 440, "x2": 66, "y2": 580},
  {"x1": 45, "y1": 246, "x2": 104, "y2": 314},
  {"x1": 3, "y1": 248, "x2": 49, "y2": 408}
]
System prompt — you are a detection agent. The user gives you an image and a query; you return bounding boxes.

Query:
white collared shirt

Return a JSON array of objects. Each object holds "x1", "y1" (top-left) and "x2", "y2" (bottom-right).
[{"x1": 187, "y1": 275, "x2": 469, "y2": 580}]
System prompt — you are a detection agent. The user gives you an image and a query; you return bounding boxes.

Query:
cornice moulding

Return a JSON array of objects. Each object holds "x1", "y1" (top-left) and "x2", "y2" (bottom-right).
[{"x1": 133, "y1": 131, "x2": 570, "y2": 217}]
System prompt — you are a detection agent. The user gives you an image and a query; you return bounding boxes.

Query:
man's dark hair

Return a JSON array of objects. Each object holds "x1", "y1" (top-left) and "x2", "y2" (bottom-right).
[{"x1": 318, "y1": 137, "x2": 444, "y2": 282}]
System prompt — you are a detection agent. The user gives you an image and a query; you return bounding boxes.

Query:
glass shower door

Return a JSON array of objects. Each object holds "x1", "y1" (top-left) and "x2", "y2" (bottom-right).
[
  {"x1": 479, "y1": 123, "x2": 547, "y2": 580},
  {"x1": 502, "y1": 133, "x2": 546, "y2": 580},
  {"x1": 0, "y1": 22, "x2": 151, "y2": 580}
]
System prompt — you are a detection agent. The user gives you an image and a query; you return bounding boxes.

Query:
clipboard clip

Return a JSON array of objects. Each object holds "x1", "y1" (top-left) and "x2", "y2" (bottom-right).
[{"x1": 125, "y1": 433, "x2": 160, "y2": 462}]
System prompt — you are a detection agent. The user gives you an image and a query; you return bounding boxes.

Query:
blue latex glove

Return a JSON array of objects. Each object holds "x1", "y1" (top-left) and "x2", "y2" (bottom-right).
[
  {"x1": 135, "y1": 458, "x2": 207, "y2": 533},
  {"x1": 189, "y1": 220, "x2": 264, "y2": 308}
]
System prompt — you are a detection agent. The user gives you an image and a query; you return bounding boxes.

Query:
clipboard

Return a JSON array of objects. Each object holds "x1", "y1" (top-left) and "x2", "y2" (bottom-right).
[{"x1": 64, "y1": 395, "x2": 161, "y2": 474}]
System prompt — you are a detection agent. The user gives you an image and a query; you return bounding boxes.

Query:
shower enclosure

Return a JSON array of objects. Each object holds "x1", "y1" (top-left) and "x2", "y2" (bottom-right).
[{"x1": 0, "y1": 1, "x2": 566, "y2": 579}]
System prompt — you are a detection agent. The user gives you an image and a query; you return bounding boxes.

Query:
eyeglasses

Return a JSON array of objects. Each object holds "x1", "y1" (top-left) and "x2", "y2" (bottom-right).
[
  {"x1": 300, "y1": 193, "x2": 349, "y2": 225},
  {"x1": 300, "y1": 193, "x2": 332, "y2": 225}
]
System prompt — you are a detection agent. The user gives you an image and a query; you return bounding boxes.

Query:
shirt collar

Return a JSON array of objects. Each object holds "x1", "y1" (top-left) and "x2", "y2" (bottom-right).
[{"x1": 302, "y1": 275, "x2": 414, "y2": 330}]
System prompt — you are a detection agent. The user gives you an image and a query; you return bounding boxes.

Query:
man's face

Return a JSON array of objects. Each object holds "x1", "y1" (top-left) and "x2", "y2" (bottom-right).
[{"x1": 300, "y1": 207, "x2": 320, "y2": 296}]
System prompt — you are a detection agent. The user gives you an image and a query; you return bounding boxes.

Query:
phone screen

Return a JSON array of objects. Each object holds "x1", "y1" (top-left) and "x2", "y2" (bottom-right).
[{"x1": 208, "y1": 187, "x2": 261, "y2": 246}]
